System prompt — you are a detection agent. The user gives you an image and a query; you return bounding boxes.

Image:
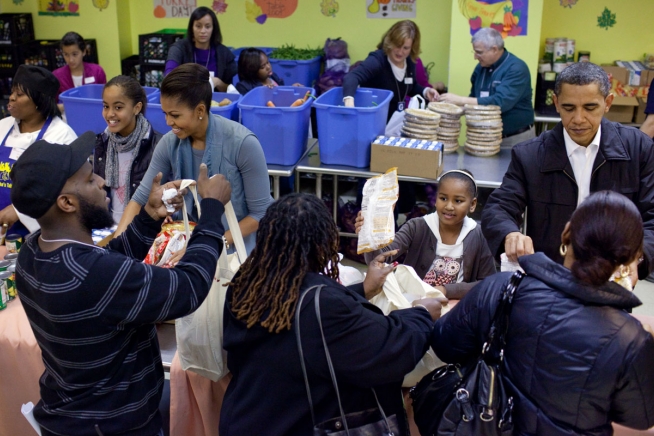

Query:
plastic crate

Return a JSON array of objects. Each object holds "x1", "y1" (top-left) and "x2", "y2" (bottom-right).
[
  {"x1": 60, "y1": 85, "x2": 159, "y2": 136},
  {"x1": 313, "y1": 87, "x2": 393, "y2": 168},
  {"x1": 238, "y1": 86, "x2": 314, "y2": 165},
  {"x1": 232, "y1": 46, "x2": 276, "y2": 61},
  {"x1": 269, "y1": 56, "x2": 322, "y2": 87},
  {"x1": 0, "y1": 45, "x2": 19, "y2": 75},
  {"x1": 139, "y1": 31, "x2": 184, "y2": 66},
  {"x1": 121, "y1": 55, "x2": 140, "y2": 80},
  {"x1": 47, "y1": 38, "x2": 99, "y2": 70},
  {"x1": 140, "y1": 66, "x2": 165, "y2": 88},
  {"x1": 18, "y1": 40, "x2": 51, "y2": 70},
  {"x1": 146, "y1": 91, "x2": 240, "y2": 134},
  {"x1": 0, "y1": 13, "x2": 34, "y2": 46}
]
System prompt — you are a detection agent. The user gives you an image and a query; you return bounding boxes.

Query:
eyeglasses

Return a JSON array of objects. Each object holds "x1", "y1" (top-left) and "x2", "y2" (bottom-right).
[{"x1": 472, "y1": 49, "x2": 487, "y2": 56}]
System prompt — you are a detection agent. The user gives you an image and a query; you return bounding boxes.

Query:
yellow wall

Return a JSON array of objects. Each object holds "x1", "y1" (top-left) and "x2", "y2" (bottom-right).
[
  {"x1": 447, "y1": 0, "x2": 544, "y2": 98},
  {"x1": 0, "y1": 0, "x2": 123, "y2": 78},
  {"x1": 127, "y1": 0, "x2": 453, "y2": 86},
  {"x1": 541, "y1": 0, "x2": 654, "y2": 66}
]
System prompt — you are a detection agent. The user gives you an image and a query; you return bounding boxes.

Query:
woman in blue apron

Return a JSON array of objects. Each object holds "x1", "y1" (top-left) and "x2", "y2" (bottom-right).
[{"x1": 0, "y1": 65, "x2": 77, "y2": 235}]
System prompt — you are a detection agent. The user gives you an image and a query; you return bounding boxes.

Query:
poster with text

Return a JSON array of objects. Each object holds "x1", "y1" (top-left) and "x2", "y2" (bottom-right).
[
  {"x1": 153, "y1": 0, "x2": 197, "y2": 18},
  {"x1": 38, "y1": 0, "x2": 80, "y2": 16},
  {"x1": 367, "y1": 0, "x2": 416, "y2": 19}
]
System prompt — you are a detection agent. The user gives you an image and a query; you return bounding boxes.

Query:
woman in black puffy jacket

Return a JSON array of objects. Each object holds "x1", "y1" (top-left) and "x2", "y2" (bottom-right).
[{"x1": 432, "y1": 190, "x2": 654, "y2": 435}]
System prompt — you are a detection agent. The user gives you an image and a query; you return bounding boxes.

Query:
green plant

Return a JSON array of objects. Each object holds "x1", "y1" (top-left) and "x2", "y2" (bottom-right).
[{"x1": 269, "y1": 44, "x2": 324, "y2": 60}]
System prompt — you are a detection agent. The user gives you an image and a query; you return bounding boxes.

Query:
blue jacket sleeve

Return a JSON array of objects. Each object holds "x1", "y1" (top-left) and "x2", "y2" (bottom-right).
[
  {"x1": 235, "y1": 135, "x2": 274, "y2": 222},
  {"x1": 342, "y1": 53, "x2": 384, "y2": 98},
  {"x1": 476, "y1": 62, "x2": 531, "y2": 111}
]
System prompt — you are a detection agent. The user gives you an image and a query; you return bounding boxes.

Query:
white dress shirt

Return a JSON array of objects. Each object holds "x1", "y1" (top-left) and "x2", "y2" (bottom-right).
[{"x1": 563, "y1": 126, "x2": 601, "y2": 206}]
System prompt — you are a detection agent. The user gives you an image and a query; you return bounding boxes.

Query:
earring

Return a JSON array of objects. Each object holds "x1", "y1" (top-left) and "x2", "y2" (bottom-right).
[
  {"x1": 199, "y1": 116, "x2": 203, "y2": 120},
  {"x1": 610, "y1": 265, "x2": 633, "y2": 291},
  {"x1": 559, "y1": 244, "x2": 567, "y2": 256}
]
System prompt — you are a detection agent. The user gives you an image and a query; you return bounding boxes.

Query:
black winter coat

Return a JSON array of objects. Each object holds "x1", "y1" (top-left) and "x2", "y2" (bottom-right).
[
  {"x1": 432, "y1": 253, "x2": 654, "y2": 436},
  {"x1": 220, "y1": 272, "x2": 433, "y2": 436},
  {"x1": 342, "y1": 49, "x2": 425, "y2": 121},
  {"x1": 482, "y1": 119, "x2": 654, "y2": 278},
  {"x1": 166, "y1": 39, "x2": 237, "y2": 87},
  {"x1": 94, "y1": 125, "x2": 162, "y2": 202}
]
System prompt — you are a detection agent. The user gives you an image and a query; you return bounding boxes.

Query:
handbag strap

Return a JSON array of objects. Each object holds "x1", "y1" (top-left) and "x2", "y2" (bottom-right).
[
  {"x1": 295, "y1": 285, "x2": 394, "y2": 435},
  {"x1": 482, "y1": 271, "x2": 524, "y2": 360},
  {"x1": 178, "y1": 178, "x2": 247, "y2": 264}
]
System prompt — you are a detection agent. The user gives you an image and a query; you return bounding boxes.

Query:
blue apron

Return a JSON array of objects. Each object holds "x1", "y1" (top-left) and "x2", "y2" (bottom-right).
[{"x1": 0, "y1": 117, "x2": 52, "y2": 234}]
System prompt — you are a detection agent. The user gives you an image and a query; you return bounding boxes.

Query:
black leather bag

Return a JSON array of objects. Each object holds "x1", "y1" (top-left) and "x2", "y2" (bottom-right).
[
  {"x1": 296, "y1": 285, "x2": 400, "y2": 436},
  {"x1": 410, "y1": 271, "x2": 524, "y2": 436}
]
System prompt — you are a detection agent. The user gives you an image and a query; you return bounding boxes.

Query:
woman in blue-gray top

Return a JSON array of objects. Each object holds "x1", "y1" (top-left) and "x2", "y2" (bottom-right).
[{"x1": 115, "y1": 63, "x2": 273, "y2": 258}]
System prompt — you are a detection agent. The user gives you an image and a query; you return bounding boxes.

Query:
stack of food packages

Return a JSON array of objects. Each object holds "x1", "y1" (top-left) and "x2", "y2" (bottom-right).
[
  {"x1": 401, "y1": 108, "x2": 441, "y2": 141},
  {"x1": 464, "y1": 104, "x2": 502, "y2": 157},
  {"x1": 427, "y1": 102, "x2": 464, "y2": 154}
]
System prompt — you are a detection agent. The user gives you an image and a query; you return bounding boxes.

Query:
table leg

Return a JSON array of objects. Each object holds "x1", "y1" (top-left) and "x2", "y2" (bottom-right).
[
  {"x1": 332, "y1": 175, "x2": 339, "y2": 225},
  {"x1": 272, "y1": 176, "x2": 280, "y2": 199},
  {"x1": 294, "y1": 171, "x2": 300, "y2": 192},
  {"x1": 316, "y1": 174, "x2": 322, "y2": 198}
]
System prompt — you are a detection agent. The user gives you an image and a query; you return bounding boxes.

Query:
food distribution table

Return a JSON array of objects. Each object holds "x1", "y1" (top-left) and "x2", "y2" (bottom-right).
[
  {"x1": 267, "y1": 139, "x2": 317, "y2": 199},
  {"x1": 295, "y1": 145, "x2": 512, "y2": 234}
]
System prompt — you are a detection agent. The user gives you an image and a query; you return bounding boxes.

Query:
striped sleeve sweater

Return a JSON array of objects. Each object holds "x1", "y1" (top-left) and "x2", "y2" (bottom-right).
[{"x1": 16, "y1": 198, "x2": 225, "y2": 436}]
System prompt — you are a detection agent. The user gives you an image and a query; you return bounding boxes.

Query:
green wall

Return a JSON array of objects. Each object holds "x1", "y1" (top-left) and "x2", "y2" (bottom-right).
[{"x1": 540, "y1": 0, "x2": 654, "y2": 66}]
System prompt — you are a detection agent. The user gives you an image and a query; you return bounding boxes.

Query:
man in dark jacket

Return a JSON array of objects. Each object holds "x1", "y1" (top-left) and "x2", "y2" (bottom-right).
[{"x1": 482, "y1": 62, "x2": 654, "y2": 279}]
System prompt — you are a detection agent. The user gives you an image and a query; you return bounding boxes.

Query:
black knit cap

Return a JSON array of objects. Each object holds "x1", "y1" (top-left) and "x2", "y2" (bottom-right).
[
  {"x1": 13, "y1": 64, "x2": 59, "y2": 98},
  {"x1": 10, "y1": 131, "x2": 95, "y2": 219}
]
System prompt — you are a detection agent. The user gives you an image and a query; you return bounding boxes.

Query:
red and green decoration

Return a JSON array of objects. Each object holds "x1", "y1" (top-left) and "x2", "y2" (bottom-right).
[
  {"x1": 246, "y1": 0, "x2": 297, "y2": 24},
  {"x1": 212, "y1": 0, "x2": 228, "y2": 14},
  {"x1": 38, "y1": 0, "x2": 79, "y2": 16},
  {"x1": 459, "y1": 0, "x2": 529, "y2": 38},
  {"x1": 597, "y1": 7, "x2": 616, "y2": 30}
]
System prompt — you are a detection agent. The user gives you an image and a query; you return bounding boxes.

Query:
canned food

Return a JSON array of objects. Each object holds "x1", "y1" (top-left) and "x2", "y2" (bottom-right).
[
  {"x1": 0, "y1": 271, "x2": 13, "y2": 300},
  {"x1": 554, "y1": 39, "x2": 567, "y2": 64},
  {"x1": 0, "y1": 277, "x2": 7, "y2": 309},
  {"x1": 0, "y1": 260, "x2": 11, "y2": 272},
  {"x1": 553, "y1": 63, "x2": 567, "y2": 73},
  {"x1": 578, "y1": 51, "x2": 590, "y2": 62},
  {"x1": 566, "y1": 39, "x2": 576, "y2": 63},
  {"x1": 5, "y1": 234, "x2": 22, "y2": 253},
  {"x1": 6, "y1": 264, "x2": 15, "y2": 299},
  {"x1": 3, "y1": 252, "x2": 18, "y2": 262},
  {"x1": 544, "y1": 38, "x2": 555, "y2": 63}
]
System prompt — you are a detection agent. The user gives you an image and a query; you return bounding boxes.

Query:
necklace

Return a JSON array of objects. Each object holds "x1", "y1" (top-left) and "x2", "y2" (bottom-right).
[
  {"x1": 395, "y1": 76, "x2": 408, "y2": 111},
  {"x1": 193, "y1": 47, "x2": 211, "y2": 69},
  {"x1": 39, "y1": 235, "x2": 97, "y2": 249}
]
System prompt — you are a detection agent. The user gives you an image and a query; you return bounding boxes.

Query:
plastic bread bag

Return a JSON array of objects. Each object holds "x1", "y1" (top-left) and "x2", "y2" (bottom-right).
[{"x1": 357, "y1": 168, "x2": 399, "y2": 254}]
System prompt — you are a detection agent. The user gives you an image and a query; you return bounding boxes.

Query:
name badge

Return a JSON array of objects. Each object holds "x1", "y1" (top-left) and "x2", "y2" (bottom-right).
[
  {"x1": 84, "y1": 76, "x2": 96, "y2": 84},
  {"x1": 9, "y1": 147, "x2": 24, "y2": 161},
  {"x1": 480, "y1": 91, "x2": 490, "y2": 98},
  {"x1": 404, "y1": 77, "x2": 413, "y2": 85}
]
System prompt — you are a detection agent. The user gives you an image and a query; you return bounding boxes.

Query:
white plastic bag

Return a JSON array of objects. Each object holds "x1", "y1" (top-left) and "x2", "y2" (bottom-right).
[
  {"x1": 175, "y1": 186, "x2": 247, "y2": 381},
  {"x1": 369, "y1": 264, "x2": 446, "y2": 387},
  {"x1": 384, "y1": 94, "x2": 426, "y2": 137}
]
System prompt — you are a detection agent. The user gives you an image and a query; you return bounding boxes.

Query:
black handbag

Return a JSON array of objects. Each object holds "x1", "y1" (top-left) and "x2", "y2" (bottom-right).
[
  {"x1": 410, "y1": 271, "x2": 524, "y2": 436},
  {"x1": 295, "y1": 285, "x2": 401, "y2": 436}
]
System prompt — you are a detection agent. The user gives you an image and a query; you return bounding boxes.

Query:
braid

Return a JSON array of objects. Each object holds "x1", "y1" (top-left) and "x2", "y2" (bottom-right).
[{"x1": 230, "y1": 194, "x2": 340, "y2": 333}]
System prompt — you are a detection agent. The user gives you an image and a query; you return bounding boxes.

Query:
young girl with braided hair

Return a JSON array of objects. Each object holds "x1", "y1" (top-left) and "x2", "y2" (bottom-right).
[{"x1": 220, "y1": 193, "x2": 446, "y2": 436}]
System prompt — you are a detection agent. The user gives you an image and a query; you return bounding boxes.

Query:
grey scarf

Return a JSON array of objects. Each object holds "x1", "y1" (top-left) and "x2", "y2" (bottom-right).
[{"x1": 105, "y1": 114, "x2": 149, "y2": 206}]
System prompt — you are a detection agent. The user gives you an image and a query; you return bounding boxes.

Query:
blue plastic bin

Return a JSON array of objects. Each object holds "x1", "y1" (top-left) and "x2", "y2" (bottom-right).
[
  {"x1": 232, "y1": 46, "x2": 276, "y2": 61},
  {"x1": 147, "y1": 92, "x2": 241, "y2": 134},
  {"x1": 238, "y1": 86, "x2": 314, "y2": 165},
  {"x1": 61, "y1": 85, "x2": 159, "y2": 136},
  {"x1": 313, "y1": 87, "x2": 393, "y2": 168},
  {"x1": 269, "y1": 56, "x2": 322, "y2": 87}
]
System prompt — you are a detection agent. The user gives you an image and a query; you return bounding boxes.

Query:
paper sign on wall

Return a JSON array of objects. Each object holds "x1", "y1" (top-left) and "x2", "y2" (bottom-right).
[
  {"x1": 38, "y1": 0, "x2": 80, "y2": 16},
  {"x1": 459, "y1": 0, "x2": 529, "y2": 37},
  {"x1": 367, "y1": 0, "x2": 416, "y2": 19},
  {"x1": 153, "y1": 0, "x2": 197, "y2": 18}
]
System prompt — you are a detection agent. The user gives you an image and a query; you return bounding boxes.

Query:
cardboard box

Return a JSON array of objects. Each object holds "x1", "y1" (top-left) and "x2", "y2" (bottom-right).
[
  {"x1": 370, "y1": 136, "x2": 444, "y2": 180},
  {"x1": 602, "y1": 65, "x2": 630, "y2": 85},
  {"x1": 605, "y1": 96, "x2": 639, "y2": 123},
  {"x1": 635, "y1": 97, "x2": 648, "y2": 124}
]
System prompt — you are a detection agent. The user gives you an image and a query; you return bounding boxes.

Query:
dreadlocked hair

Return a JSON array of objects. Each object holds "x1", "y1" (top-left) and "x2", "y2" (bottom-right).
[{"x1": 230, "y1": 193, "x2": 340, "y2": 333}]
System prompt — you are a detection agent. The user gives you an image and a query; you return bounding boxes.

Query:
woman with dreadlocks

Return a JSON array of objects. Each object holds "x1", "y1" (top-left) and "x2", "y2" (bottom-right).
[{"x1": 220, "y1": 193, "x2": 446, "y2": 436}]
